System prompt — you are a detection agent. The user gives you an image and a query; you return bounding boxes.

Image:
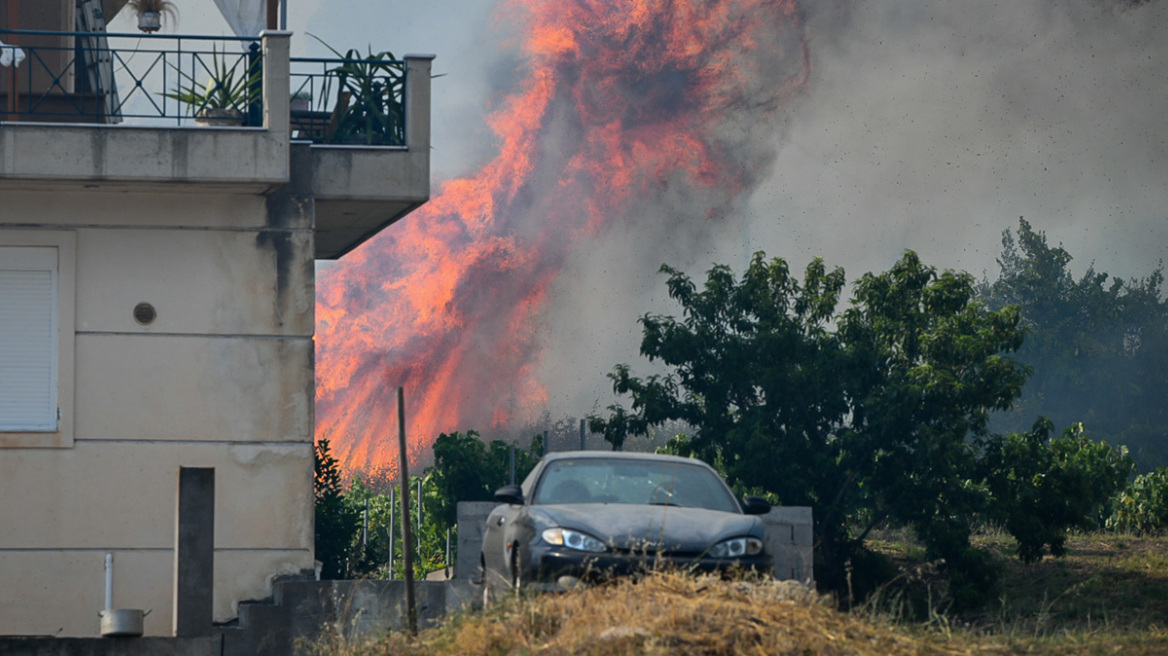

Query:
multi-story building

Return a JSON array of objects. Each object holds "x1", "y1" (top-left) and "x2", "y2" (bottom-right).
[{"x1": 0, "y1": 0, "x2": 430, "y2": 636}]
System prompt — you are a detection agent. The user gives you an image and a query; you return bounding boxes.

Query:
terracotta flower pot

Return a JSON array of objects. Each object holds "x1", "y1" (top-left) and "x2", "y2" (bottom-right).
[{"x1": 194, "y1": 108, "x2": 244, "y2": 127}]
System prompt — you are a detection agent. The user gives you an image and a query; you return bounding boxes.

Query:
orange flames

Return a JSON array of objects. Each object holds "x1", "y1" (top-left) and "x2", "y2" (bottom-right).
[{"x1": 315, "y1": 0, "x2": 810, "y2": 476}]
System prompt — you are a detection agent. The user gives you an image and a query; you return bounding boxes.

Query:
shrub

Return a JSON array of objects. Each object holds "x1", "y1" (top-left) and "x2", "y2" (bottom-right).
[{"x1": 1110, "y1": 468, "x2": 1168, "y2": 534}]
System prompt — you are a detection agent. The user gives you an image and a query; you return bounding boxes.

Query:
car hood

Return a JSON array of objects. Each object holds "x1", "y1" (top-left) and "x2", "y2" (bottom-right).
[{"x1": 533, "y1": 504, "x2": 763, "y2": 553}]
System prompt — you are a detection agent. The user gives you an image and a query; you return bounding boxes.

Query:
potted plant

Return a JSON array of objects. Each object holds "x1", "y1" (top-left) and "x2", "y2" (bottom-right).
[
  {"x1": 128, "y1": 0, "x2": 177, "y2": 33},
  {"x1": 312, "y1": 36, "x2": 406, "y2": 146},
  {"x1": 290, "y1": 89, "x2": 313, "y2": 112},
  {"x1": 164, "y1": 48, "x2": 261, "y2": 126}
]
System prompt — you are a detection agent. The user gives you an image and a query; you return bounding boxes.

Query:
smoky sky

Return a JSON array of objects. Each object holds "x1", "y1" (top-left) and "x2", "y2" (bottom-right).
[
  {"x1": 539, "y1": 0, "x2": 1168, "y2": 418},
  {"x1": 257, "y1": 0, "x2": 1167, "y2": 425},
  {"x1": 756, "y1": 0, "x2": 1168, "y2": 281}
]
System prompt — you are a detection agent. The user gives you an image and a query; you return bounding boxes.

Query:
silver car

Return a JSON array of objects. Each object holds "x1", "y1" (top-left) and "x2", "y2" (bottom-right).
[{"x1": 480, "y1": 451, "x2": 772, "y2": 594}]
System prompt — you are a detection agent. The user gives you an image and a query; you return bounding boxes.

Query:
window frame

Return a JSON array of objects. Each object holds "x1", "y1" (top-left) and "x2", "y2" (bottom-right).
[{"x1": 0, "y1": 231, "x2": 75, "y2": 448}]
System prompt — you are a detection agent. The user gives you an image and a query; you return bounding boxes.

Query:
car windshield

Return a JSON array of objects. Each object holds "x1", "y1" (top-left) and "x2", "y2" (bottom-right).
[{"x1": 531, "y1": 458, "x2": 740, "y2": 513}]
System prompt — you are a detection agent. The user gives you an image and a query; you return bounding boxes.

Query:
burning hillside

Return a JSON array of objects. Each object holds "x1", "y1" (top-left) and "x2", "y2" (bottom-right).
[{"x1": 315, "y1": 0, "x2": 810, "y2": 475}]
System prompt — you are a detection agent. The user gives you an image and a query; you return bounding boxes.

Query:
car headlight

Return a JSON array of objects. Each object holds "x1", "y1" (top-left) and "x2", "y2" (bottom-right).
[
  {"x1": 541, "y1": 527, "x2": 607, "y2": 553},
  {"x1": 709, "y1": 537, "x2": 764, "y2": 559}
]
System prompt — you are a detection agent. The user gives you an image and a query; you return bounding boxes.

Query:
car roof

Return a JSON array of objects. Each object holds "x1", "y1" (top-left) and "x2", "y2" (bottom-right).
[
  {"x1": 519, "y1": 451, "x2": 734, "y2": 502},
  {"x1": 538, "y1": 450, "x2": 715, "y2": 469}
]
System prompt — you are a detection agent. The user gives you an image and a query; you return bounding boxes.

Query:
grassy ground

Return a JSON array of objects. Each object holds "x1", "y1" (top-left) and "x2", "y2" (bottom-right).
[
  {"x1": 311, "y1": 532, "x2": 1168, "y2": 655},
  {"x1": 866, "y1": 530, "x2": 1168, "y2": 653}
]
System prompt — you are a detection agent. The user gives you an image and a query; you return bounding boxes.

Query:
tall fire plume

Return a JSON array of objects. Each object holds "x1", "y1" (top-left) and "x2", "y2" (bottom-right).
[{"x1": 315, "y1": 0, "x2": 810, "y2": 476}]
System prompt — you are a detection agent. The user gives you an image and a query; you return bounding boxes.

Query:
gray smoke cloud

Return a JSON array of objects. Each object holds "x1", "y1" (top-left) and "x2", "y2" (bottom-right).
[
  {"x1": 750, "y1": 0, "x2": 1168, "y2": 280},
  {"x1": 539, "y1": 0, "x2": 1168, "y2": 419}
]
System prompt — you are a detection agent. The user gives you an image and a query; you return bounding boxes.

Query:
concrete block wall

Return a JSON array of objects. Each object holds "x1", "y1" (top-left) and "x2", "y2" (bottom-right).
[
  {"x1": 760, "y1": 506, "x2": 814, "y2": 583},
  {"x1": 219, "y1": 579, "x2": 477, "y2": 656},
  {"x1": 455, "y1": 501, "x2": 497, "y2": 581}
]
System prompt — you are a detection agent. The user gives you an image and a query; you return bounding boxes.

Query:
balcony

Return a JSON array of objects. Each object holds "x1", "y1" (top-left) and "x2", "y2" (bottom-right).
[{"x1": 0, "y1": 29, "x2": 433, "y2": 259}]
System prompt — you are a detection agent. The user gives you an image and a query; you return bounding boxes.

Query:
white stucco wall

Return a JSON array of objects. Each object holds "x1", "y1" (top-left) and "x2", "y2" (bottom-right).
[
  {"x1": 0, "y1": 189, "x2": 316, "y2": 636},
  {"x1": 0, "y1": 32, "x2": 431, "y2": 637}
]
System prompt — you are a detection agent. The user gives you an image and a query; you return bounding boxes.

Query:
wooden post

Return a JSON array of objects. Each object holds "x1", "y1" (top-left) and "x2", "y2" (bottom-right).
[
  {"x1": 266, "y1": 0, "x2": 278, "y2": 30},
  {"x1": 397, "y1": 386, "x2": 417, "y2": 634},
  {"x1": 388, "y1": 486, "x2": 395, "y2": 578}
]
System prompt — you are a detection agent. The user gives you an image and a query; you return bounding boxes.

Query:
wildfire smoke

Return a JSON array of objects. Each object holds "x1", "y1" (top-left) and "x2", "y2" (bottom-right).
[{"x1": 315, "y1": 0, "x2": 811, "y2": 476}]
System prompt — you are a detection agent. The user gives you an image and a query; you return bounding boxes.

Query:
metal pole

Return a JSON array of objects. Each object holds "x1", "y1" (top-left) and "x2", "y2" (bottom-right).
[
  {"x1": 544, "y1": 430, "x2": 550, "y2": 453},
  {"x1": 104, "y1": 552, "x2": 113, "y2": 610},
  {"x1": 396, "y1": 387, "x2": 416, "y2": 634},
  {"x1": 509, "y1": 444, "x2": 516, "y2": 485},
  {"x1": 445, "y1": 528, "x2": 451, "y2": 578},
  {"x1": 362, "y1": 498, "x2": 368, "y2": 549},
  {"x1": 247, "y1": 42, "x2": 262, "y2": 126},
  {"x1": 580, "y1": 419, "x2": 586, "y2": 450},
  {"x1": 7, "y1": 1, "x2": 18, "y2": 118}
]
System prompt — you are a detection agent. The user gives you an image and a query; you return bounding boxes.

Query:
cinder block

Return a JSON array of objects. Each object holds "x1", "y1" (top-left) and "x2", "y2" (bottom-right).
[
  {"x1": 456, "y1": 502, "x2": 497, "y2": 580},
  {"x1": 762, "y1": 507, "x2": 813, "y2": 583}
]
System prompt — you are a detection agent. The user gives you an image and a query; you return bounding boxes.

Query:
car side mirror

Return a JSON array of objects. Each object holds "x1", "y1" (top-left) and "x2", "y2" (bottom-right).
[
  {"x1": 494, "y1": 485, "x2": 524, "y2": 505},
  {"x1": 742, "y1": 496, "x2": 771, "y2": 515}
]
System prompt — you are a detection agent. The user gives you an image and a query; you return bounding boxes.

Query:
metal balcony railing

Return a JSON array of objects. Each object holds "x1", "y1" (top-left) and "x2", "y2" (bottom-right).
[
  {"x1": 0, "y1": 29, "x2": 407, "y2": 146},
  {"x1": 290, "y1": 55, "x2": 406, "y2": 146}
]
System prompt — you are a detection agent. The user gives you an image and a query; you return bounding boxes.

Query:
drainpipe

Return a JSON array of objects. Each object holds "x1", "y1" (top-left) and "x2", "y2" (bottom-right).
[{"x1": 104, "y1": 552, "x2": 113, "y2": 610}]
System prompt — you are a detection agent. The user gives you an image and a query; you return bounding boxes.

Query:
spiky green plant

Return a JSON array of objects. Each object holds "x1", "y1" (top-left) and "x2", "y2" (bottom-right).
[
  {"x1": 164, "y1": 47, "x2": 261, "y2": 116},
  {"x1": 311, "y1": 34, "x2": 406, "y2": 145}
]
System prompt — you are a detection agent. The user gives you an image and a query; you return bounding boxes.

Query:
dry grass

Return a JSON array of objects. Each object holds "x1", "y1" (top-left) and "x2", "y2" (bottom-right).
[
  {"x1": 312, "y1": 533, "x2": 1168, "y2": 656},
  {"x1": 336, "y1": 572, "x2": 993, "y2": 655},
  {"x1": 866, "y1": 530, "x2": 1168, "y2": 636}
]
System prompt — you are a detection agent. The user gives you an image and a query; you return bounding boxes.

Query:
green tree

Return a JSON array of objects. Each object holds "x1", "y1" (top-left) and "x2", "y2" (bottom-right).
[
  {"x1": 314, "y1": 439, "x2": 360, "y2": 580},
  {"x1": 590, "y1": 251, "x2": 1030, "y2": 600},
  {"x1": 980, "y1": 218, "x2": 1168, "y2": 468},
  {"x1": 427, "y1": 431, "x2": 543, "y2": 527},
  {"x1": 981, "y1": 419, "x2": 1134, "y2": 562}
]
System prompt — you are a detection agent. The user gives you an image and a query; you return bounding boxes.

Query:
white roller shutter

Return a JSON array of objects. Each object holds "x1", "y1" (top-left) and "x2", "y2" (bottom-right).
[{"x1": 0, "y1": 247, "x2": 58, "y2": 431}]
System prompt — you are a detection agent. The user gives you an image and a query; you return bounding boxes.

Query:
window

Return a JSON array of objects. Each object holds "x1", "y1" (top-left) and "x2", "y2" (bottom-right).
[
  {"x1": 0, "y1": 247, "x2": 58, "y2": 430},
  {"x1": 0, "y1": 233, "x2": 75, "y2": 447}
]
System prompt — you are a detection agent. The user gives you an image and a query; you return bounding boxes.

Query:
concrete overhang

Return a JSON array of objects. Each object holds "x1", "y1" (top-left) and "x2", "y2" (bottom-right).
[
  {"x1": 310, "y1": 145, "x2": 429, "y2": 259},
  {"x1": 311, "y1": 55, "x2": 434, "y2": 260},
  {"x1": 0, "y1": 123, "x2": 289, "y2": 194}
]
